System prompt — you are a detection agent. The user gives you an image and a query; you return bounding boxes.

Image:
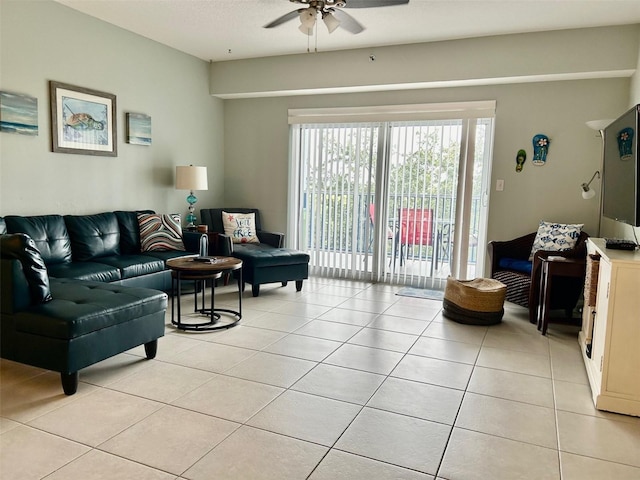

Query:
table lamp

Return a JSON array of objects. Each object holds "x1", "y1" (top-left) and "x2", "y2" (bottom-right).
[{"x1": 175, "y1": 165, "x2": 208, "y2": 228}]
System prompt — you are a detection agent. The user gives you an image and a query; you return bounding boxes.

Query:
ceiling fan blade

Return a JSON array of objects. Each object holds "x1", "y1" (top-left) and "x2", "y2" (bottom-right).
[
  {"x1": 263, "y1": 9, "x2": 303, "y2": 28},
  {"x1": 342, "y1": 0, "x2": 409, "y2": 8},
  {"x1": 332, "y1": 9, "x2": 365, "y2": 34}
]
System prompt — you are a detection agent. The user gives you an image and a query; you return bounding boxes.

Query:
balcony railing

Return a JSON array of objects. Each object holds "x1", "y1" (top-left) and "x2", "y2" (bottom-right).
[{"x1": 302, "y1": 193, "x2": 481, "y2": 263}]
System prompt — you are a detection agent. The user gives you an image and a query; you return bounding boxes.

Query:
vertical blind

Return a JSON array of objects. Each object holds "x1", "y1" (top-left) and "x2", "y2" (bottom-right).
[
  {"x1": 289, "y1": 101, "x2": 495, "y2": 286},
  {"x1": 298, "y1": 123, "x2": 380, "y2": 280}
]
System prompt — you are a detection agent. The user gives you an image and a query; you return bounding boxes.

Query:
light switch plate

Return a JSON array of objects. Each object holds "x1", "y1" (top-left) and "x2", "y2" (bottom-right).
[{"x1": 496, "y1": 179, "x2": 504, "y2": 191}]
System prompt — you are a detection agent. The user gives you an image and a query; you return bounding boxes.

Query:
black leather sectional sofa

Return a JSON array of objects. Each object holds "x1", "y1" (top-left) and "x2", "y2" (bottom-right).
[
  {"x1": 0, "y1": 210, "x2": 199, "y2": 394},
  {"x1": 2, "y1": 210, "x2": 200, "y2": 291}
]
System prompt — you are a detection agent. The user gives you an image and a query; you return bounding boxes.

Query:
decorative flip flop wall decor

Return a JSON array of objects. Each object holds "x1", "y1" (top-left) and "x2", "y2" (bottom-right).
[
  {"x1": 532, "y1": 134, "x2": 550, "y2": 165},
  {"x1": 515, "y1": 149, "x2": 526, "y2": 172}
]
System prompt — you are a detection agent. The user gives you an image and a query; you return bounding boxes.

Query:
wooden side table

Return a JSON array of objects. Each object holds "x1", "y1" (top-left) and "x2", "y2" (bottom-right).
[
  {"x1": 167, "y1": 256, "x2": 242, "y2": 331},
  {"x1": 537, "y1": 256, "x2": 586, "y2": 335}
]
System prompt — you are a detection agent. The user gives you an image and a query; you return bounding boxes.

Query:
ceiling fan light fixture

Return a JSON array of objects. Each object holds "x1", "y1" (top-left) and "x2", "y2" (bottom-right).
[
  {"x1": 298, "y1": 24, "x2": 314, "y2": 35},
  {"x1": 322, "y1": 12, "x2": 340, "y2": 33},
  {"x1": 299, "y1": 8, "x2": 317, "y2": 28}
]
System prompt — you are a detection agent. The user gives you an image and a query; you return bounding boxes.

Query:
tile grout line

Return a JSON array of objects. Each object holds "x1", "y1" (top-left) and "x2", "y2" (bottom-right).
[
  {"x1": 549, "y1": 339, "x2": 565, "y2": 480},
  {"x1": 305, "y1": 309, "x2": 437, "y2": 479},
  {"x1": 432, "y1": 320, "x2": 490, "y2": 479}
]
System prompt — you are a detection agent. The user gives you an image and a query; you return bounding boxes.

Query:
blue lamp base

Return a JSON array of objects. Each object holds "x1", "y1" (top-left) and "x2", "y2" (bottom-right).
[{"x1": 186, "y1": 191, "x2": 197, "y2": 228}]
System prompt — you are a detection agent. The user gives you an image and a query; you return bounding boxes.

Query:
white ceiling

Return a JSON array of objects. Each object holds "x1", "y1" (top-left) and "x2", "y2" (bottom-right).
[{"x1": 54, "y1": 0, "x2": 640, "y2": 62}]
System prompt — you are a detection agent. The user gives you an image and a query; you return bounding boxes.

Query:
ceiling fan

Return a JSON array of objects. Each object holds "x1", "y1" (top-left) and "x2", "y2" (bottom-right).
[{"x1": 264, "y1": 0, "x2": 410, "y2": 36}]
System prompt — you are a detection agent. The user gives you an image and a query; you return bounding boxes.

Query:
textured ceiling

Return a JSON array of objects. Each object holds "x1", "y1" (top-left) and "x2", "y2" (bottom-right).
[{"x1": 54, "y1": 0, "x2": 640, "y2": 61}]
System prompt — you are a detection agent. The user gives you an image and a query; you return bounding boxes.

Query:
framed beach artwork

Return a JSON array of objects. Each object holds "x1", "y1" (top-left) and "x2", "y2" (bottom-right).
[
  {"x1": 126, "y1": 112, "x2": 151, "y2": 145},
  {"x1": 50, "y1": 81, "x2": 117, "y2": 156},
  {"x1": 0, "y1": 91, "x2": 38, "y2": 136}
]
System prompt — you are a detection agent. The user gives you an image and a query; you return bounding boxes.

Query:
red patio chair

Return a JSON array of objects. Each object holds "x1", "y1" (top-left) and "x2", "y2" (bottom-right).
[{"x1": 396, "y1": 208, "x2": 434, "y2": 267}]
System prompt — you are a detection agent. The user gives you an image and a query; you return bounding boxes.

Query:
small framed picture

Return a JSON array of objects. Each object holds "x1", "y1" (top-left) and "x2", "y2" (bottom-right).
[
  {"x1": 50, "y1": 81, "x2": 117, "y2": 156},
  {"x1": 126, "y1": 112, "x2": 151, "y2": 145},
  {"x1": 0, "y1": 91, "x2": 38, "y2": 136}
]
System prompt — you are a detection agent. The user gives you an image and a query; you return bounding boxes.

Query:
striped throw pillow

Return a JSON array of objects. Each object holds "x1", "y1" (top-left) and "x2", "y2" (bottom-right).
[{"x1": 137, "y1": 213, "x2": 185, "y2": 252}]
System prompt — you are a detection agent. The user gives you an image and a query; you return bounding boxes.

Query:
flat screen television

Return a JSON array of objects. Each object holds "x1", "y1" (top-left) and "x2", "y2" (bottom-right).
[{"x1": 602, "y1": 104, "x2": 640, "y2": 227}]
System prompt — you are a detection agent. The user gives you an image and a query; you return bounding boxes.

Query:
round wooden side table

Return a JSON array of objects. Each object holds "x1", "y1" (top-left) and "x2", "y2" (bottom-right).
[{"x1": 167, "y1": 256, "x2": 242, "y2": 331}]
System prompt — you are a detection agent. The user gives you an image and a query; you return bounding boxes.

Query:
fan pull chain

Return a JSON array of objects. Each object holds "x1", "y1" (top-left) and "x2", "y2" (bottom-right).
[{"x1": 306, "y1": 23, "x2": 318, "y2": 53}]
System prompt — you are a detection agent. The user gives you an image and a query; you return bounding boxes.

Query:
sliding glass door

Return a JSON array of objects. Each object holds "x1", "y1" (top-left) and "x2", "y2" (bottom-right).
[
  {"x1": 291, "y1": 123, "x2": 381, "y2": 281},
  {"x1": 289, "y1": 104, "x2": 494, "y2": 288}
]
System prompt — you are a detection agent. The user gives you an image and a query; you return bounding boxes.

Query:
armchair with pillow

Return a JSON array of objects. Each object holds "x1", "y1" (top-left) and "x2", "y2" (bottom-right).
[
  {"x1": 488, "y1": 221, "x2": 588, "y2": 324},
  {"x1": 200, "y1": 208, "x2": 309, "y2": 297}
]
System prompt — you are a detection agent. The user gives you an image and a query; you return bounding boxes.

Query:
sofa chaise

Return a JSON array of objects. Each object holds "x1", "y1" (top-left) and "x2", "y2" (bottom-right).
[{"x1": 0, "y1": 210, "x2": 200, "y2": 394}]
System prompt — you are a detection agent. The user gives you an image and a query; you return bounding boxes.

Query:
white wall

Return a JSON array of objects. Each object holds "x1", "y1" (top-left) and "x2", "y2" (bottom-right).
[
  {"x1": 0, "y1": 0, "x2": 224, "y2": 220},
  {"x1": 212, "y1": 25, "x2": 638, "y2": 98}
]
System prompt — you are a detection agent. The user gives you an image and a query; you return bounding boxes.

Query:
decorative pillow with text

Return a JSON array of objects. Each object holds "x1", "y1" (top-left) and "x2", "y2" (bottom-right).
[
  {"x1": 138, "y1": 213, "x2": 185, "y2": 252},
  {"x1": 529, "y1": 221, "x2": 583, "y2": 260},
  {"x1": 222, "y1": 211, "x2": 260, "y2": 244}
]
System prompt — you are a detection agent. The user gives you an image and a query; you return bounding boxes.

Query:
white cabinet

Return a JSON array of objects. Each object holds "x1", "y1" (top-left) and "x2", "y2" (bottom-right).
[{"x1": 578, "y1": 238, "x2": 640, "y2": 417}]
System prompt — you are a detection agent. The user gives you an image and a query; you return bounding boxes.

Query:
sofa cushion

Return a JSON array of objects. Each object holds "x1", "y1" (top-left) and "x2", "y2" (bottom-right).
[
  {"x1": 142, "y1": 250, "x2": 191, "y2": 262},
  {"x1": 142, "y1": 250, "x2": 192, "y2": 263},
  {"x1": 115, "y1": 210, "x2": 154, "y2": 254},
  {"x1": 529, "y1": 221, "x2": 583, "y2": 260},
  {"x1": 222, "y1": 211, "x2": 260, "y2": 244},
  {"x1": 1, "y1": 258, "x2": 31, "y2": 313},
  {"x1": 47, "y1": 261, "x2": 121, "y2": 283},
  {"x1": 138, "y1": 213, "x2": 185, "y2": 252},
  {"x1": 14, "y1": 278, "x2": 167, "y2": 340},
  {"x1": 64, "y1": 212, "x2": 121, "y2": 261},
  {"x1": 498, "y1": 257, "x2": 532, "y2": 274},
  {"x1": 0, "y1": 217, "x2": 6, "y2": 235},
  {"x1": 4, "y1": 214, "x2": 72, "y2": 265},
  {"x1": 95, "y1": 254, "x2": 165, "y2": 279},
  {"x1": 0, "y1": 233, "x2": 52, "y2": 304}
]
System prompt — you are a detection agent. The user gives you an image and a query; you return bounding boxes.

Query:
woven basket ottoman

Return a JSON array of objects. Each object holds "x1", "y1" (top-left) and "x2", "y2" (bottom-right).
[{"x1": 443, "y1": 277, "x2": 507, "y2": 325}]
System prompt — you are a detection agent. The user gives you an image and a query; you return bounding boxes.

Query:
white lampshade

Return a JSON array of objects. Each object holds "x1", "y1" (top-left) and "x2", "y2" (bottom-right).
[
  {"x1": 175, "y1": 165, "x2": 208, "y2": 191},
  {"x1": 582, "y1": 187, "x2": 596, "y2": 200},
  {"x1": 581, "y1": 170, "x2": 600, "y2": 200},
  {"x1": 299, "y1": 24, "x2": 314, "y2": 35},
  {"x1": 323, "y1": 12, "x2": 340, "y2": 33},
  {"x1": 586, "y1": 119, "x2": 614, "y2": 131}
]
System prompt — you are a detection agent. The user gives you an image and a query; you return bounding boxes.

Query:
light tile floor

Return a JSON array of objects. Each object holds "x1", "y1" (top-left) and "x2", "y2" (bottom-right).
[{"x1": 2, "y1": 277, "x2": 640, "y2": 479}]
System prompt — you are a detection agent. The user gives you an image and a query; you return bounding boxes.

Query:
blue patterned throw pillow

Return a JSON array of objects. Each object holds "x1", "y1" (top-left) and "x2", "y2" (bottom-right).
[{"x1": 529, "y1": 221, "x2": 583, "y2": 260}]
